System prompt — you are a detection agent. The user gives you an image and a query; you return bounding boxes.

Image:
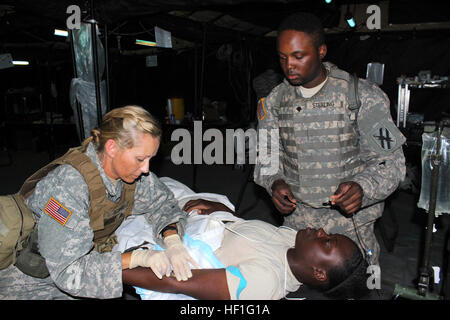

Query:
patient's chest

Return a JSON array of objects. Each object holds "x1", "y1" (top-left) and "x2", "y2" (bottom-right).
[{"x1": 214, "y1": 220, "x2": 295, "y2": 266}]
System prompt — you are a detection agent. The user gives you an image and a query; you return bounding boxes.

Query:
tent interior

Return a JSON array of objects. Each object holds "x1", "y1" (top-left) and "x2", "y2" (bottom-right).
[{"x1": 0, "y1": 0, "x2": 450, "y2": 301}]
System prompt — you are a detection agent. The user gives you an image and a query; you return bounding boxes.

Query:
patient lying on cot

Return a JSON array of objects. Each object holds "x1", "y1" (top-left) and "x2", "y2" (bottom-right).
[{"x1": 117, "y1": 177, "x2": 370, "y2": 300}]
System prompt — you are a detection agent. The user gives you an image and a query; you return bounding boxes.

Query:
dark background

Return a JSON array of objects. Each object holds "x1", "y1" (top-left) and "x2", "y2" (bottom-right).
[
  {"x1": 1, "y1": 0, "x2": 449, "y2": 150},
  {"x1": 1, "y1": 0, "x2": 450, "y2": 300}
]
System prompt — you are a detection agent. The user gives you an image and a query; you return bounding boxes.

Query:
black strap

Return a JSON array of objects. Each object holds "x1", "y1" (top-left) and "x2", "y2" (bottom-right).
[
  {"x1": 348, "y1": 73, "x2": 361, "y2": 112},
  {"x1": 10, "y1": 194, "x2": 25, "y2": 259},
  {"x1": 124, "y1": 241, "x2": 150, "y2": 253}
]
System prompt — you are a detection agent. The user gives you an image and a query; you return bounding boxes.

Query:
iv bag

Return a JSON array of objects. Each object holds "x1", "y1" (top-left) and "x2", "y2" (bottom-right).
[
  {"x1": 417, "y1": 131, "x2": 450, "y2": 216},
  {"x1": 69, "y1": 22, "x2": 107, "y2": 141}
]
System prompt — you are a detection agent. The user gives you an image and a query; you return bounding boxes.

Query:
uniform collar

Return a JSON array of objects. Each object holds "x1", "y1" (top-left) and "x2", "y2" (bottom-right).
[
  {"x1": 323, "y1": 61, "x2": 337, "y2": 73},
  {"x1": 282, "y1": 61, "x2": 335, "y2": 97},
  {"x1": 85, "y1": 142, "x2": 122, "y2": 197}
]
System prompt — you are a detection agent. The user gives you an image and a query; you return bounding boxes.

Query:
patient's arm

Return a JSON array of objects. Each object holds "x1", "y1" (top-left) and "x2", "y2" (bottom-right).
[
  {"x1": 182, "y1": 199, "x2": 235, "y2": 215},
  {"x1": 122, "y1": 267, "x2": 231, "y2": 300}
]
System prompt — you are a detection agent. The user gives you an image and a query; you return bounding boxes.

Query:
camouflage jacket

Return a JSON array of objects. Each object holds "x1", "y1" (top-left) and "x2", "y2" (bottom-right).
[
  {"x1": 254, "y1": 62, "x2": 406, "y2": 229},
  {"x1": 20, "y1": 142, "x2": 186, "y2": 299}
]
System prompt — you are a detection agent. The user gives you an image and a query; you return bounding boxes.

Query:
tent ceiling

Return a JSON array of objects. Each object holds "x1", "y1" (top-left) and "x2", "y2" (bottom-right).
[{"x1": 1, "y1": 0, "x2": 449, "y2": 49}]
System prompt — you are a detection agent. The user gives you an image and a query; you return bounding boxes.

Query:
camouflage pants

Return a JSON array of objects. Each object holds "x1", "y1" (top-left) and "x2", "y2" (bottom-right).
[{"x1": 283, "y1": 203, "x2": 382, "y2": 265}]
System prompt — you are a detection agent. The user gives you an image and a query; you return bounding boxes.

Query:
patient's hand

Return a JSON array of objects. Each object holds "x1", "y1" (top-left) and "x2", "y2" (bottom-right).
[{"x1": 182, "y1": 199, "x2": 234, "y2": 215}]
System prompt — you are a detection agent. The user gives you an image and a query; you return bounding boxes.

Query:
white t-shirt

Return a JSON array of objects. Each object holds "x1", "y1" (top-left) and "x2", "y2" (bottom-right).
[
  {"x1": 216, "y1": 220, "x2": 302, "y2": 300},
  {"x1": 298, "y1": 76, "x2": 328, "y2": 98}
]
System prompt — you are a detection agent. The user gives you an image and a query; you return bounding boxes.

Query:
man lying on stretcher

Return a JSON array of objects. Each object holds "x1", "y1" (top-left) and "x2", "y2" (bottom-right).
[{"x1": 118, "y1": 178, "x2": 370, "y2": 300}]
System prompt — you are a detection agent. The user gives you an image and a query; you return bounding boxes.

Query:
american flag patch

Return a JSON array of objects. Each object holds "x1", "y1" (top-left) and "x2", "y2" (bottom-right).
[
  {"x1": 44, "y1": 197, "x2": 72, "y2": 226},
  {"x1": 257, "y1": 98, "x2": 266, "y2": 120}
]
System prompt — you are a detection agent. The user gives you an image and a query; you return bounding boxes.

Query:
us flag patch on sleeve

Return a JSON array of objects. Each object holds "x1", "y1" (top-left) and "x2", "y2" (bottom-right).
[
  {"x1": 257, "y1": 98, "x2": 266, "y2": 120},
  {"x1": 44, "y1": 197, "x2": 72, "y2": 226}
]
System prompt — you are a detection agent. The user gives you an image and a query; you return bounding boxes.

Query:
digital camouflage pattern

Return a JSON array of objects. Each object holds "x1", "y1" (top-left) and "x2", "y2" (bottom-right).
[
  {"x1": 0, "y1": 142, "x2": 186, "y2": 299},
  {"x1": 254, "y1": 62, "x2": 406, "y2": 264}
]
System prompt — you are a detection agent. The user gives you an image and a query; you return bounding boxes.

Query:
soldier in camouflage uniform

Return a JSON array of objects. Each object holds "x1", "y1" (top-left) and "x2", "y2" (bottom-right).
[
  {"x1": 254, "y1": 13, "x2": 406, "y2": 265},
  {"x1": 0, "y1": 106, "x2": 197, "y2": 299}
]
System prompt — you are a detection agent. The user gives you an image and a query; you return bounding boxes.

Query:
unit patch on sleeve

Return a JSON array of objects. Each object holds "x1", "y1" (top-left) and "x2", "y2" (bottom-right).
[
  {"x1": 257, "y1": 98, "x2": 266, "y2": 120},
  {"x1": 369, "y1": 121, "x2": 398, "y2": 153},
  {"x1": 44, "y1": 197, "x2": 72, "y2": 226}
]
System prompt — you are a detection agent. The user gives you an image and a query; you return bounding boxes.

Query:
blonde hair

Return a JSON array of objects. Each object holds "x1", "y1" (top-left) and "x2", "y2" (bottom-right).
[{"x1": 90, "y1": 105, "x2": 162, "y2": 152}]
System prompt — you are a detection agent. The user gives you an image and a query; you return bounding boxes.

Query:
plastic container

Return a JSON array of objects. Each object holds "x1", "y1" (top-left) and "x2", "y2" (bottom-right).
[{"x1": 417, "y1": 131, "x2": 450, "y2": 215}]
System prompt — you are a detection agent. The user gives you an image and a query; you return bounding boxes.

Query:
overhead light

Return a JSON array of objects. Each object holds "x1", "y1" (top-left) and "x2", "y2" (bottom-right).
[
  {"x1": 324, "y1": 0, "x2": 332, "y2": 3},
  {"x1": 345, "y1": 10, "x2": 356, "y2": 28},
  {"x1": 136, "y1": 39, "x2": 157, "y2": 47},
  {"x1": 54, "y1": 29, "x2": 69, "y2": 37},
  {"x1": 12, "y1": 60, "x2": 30, "y2": 66}
]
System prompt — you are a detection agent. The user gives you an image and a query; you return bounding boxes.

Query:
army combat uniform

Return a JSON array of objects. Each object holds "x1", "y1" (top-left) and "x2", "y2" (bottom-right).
[
  {"x1": 254, "y1": 62, "x2": 406, "y2": 265},
  {"x1": 0, "y1": 141, "x2": 186, "y2": 299}
]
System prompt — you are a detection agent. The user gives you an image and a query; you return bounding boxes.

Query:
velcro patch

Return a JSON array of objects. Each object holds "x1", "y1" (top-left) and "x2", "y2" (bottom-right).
[
  {"x1": 44, "y1": 197, "x2": 72, "y2": 226},
  {"x1": 257, "y1": 98, "x2": 266, "y2": 120}
]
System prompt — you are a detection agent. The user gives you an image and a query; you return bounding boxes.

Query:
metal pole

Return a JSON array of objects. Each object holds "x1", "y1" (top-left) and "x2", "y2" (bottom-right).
[
  {"x1": 194, "y1": 44, "x2": 198, "y2": 118},
  {"x1": 418, "y1": 122, "x2": 443, "y2": 296},
  {"x1": 403, "y1": 84, "x2": 410, "y2": 128},
  {"x1": 397, "y1": 83, "x2": 403, "y2": 127},
  {"x1": 88, "y1": 0, "x2": 102, "y2": 126},
  {"x1": 69, "y1": 29, "x2": 85, "y2": 142},
  {"x1": 199, "y1": 24, "x2": 207, "y2": 119},
  {"x1": 90, "y1": 21, "x2": 103, "y2": 127},
  {"x1": 104, "y1": 23, "x2": 110, "y2": 111}
]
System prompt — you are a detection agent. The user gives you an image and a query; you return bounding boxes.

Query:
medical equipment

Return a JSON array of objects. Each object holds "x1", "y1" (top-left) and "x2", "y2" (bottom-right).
[{"x1": 394, "y1": 120, "x2": 450, "y2": 300}]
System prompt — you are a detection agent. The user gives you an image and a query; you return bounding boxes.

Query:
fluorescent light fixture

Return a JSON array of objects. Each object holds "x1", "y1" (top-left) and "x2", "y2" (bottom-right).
[
  {"x1": 12, "y1": 60, "x2": 30, "y2": 66},
  {"x1": 136, "y1": 39, "x2": 157, "y2": 47},
  {"x1": 346, "y1": 17, "x2": 356, "y2": 28},
  {"x1": 54, "y1": 29, "x2": 69, "y2": 37},
  {"x1": 345, "y1": 12, "x2": 356, "y2": 28},
  {"x1": 325, "y1": 0, "x2": 332, "y2": 3}
]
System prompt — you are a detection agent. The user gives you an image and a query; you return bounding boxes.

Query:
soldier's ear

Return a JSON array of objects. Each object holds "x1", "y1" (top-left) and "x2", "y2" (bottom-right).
[
  {"x1": 104, "y1": 139, "x2": 118, "y2": 159},
  {"x1": 318, "y1": 44, "x2": 327, "y2": 60}
]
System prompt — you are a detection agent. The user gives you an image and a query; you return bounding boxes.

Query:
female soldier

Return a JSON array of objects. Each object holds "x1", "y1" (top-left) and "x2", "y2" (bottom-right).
[{"x1": 0, "y1": 105, "x2": 197, "y2": 299}]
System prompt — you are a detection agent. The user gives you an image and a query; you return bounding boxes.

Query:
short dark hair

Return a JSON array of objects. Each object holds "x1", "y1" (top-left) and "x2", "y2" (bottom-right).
[
  {"x1": 277, "y1": 12, "x2": 325, "y2": 48},
  {"x1": 324, "y1": 247, "x2": 370, "y2": 299},
  {"x1": 304, "y1": 245, "x2": 370, "y2": 299}
]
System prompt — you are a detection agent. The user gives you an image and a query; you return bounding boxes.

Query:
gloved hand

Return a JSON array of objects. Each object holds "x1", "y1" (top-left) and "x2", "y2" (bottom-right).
[
  {"x1": 129, "y1": 249, "x2": 171, "y2": 279},
  {"x1": 164, "y1": 234, "x2": 199, "y2": 281}
]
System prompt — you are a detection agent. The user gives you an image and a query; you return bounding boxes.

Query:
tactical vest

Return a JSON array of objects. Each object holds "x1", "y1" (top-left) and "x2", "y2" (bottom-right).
[
  {"x1": 20, "y1": 141, "x2": 136, "y2": 253},
  {"x1": 277, "y1": 64, "x2": 364, "y2": 208}
]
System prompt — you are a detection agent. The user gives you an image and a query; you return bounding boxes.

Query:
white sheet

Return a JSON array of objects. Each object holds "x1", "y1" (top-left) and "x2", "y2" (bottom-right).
[{"x1": 114, "y1": 177, "x2": 242, "y2": 300}]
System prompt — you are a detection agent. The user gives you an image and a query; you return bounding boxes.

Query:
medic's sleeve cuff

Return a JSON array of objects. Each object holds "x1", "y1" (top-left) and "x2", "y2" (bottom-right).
[
  {"x1": 350, "y1": 176, "x2": 375, "y2": 208},
  {"x1": 266, "y1": 174, "x2": 286, "y2": 196}
]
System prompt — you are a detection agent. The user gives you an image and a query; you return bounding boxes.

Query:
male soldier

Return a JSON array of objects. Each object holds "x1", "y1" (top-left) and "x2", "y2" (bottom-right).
[{"x1": 254, "y1": 13, "x2": 406, "y2": 265}]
